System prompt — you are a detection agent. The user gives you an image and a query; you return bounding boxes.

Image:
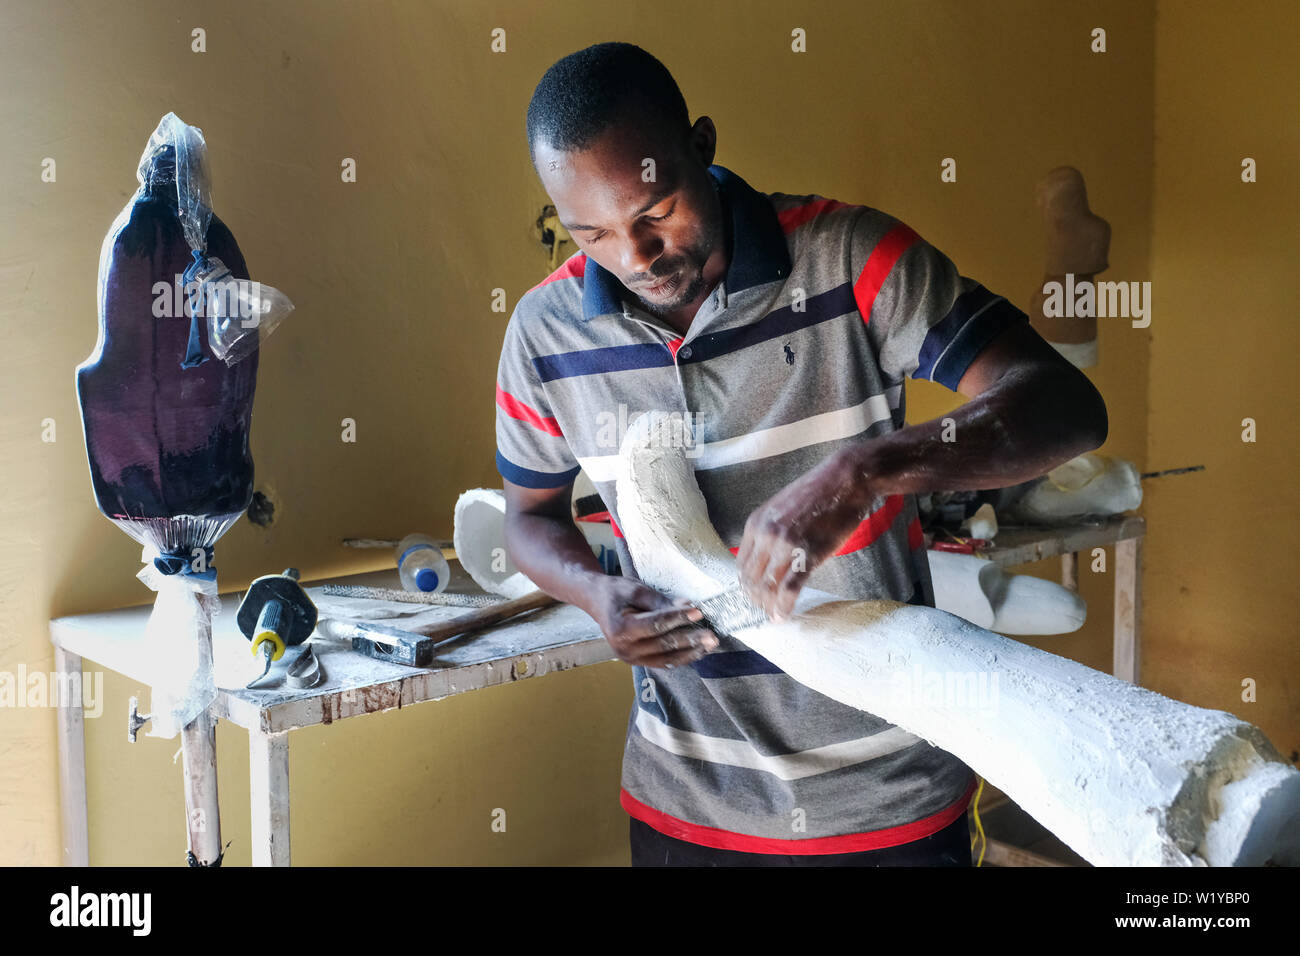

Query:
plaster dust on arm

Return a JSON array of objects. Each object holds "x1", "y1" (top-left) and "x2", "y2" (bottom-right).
[{"x1": 614, "y1": 410, "x2": 1300, "y2": 868}]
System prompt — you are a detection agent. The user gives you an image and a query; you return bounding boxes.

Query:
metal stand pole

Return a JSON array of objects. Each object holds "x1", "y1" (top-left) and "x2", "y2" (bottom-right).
[{"x1": 181, "y1": 626, "x2": 223, "y2": 866}]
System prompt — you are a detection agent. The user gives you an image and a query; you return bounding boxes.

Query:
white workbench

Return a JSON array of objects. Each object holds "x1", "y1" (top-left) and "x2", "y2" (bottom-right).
[
  {"x1": 50, "y1": 563, "x2": 610, "y2": 866},
  {"x1": 50, "y1": 514, "x2": 1144, "y2": 867},
  {"x1": 979, "y1": 514, "x2": 1145, "y2": 684}
]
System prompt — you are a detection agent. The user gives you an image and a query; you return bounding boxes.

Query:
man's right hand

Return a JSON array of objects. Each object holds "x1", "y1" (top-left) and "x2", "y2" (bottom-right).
[
  {"x1": 500, "y1": 478, "x2": 717, "y2": 670},
  {"x1": 589, "y1": 576, "x2": 719, "y2": 669}
]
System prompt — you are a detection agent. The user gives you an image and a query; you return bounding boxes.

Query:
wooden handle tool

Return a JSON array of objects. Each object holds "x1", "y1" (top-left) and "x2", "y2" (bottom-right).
[{"x1": 320, "y1": 589, "x2": 560, "y2": 667}]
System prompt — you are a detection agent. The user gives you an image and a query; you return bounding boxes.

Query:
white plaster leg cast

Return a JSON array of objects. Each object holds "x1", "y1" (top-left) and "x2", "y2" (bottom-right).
[
  {"x1": 453, "y1": 488, "x2": 616, "y2": 598},
  {"x1": 927, "y1": 550, "x2": 1086, "y2": 635},
  {"x1": 615, "y1": 411, "x2": 1300, "y2": 867}
]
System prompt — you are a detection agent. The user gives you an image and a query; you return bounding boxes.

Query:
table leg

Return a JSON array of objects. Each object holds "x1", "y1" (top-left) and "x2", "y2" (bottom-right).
[
  {"x1": 1060, "y1": 552, "x2": 1079, "y2": 592},
  {"x1": 250, "y1": 730, "x2": 290, "y2": 866},
  {"x1": 181, "y1": 708, "x2": 223, "y2": 865},
  {"x1": 1113, "y1": 537, "x2": 1142, "y2": 685},
  {"x1": 53, "y1": 644, "x2": 89, "y2": 866}
]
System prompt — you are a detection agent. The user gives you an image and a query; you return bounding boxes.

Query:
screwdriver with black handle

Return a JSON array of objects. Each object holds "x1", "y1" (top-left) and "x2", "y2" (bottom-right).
[{"x1": 237, "y1": 567, "x2": 319, "y2": 687}]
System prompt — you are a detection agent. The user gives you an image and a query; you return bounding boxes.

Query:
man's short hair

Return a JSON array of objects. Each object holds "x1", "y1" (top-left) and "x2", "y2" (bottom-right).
[{"x1": 527, "y1": 42, "x2": 690, "y2": 165}]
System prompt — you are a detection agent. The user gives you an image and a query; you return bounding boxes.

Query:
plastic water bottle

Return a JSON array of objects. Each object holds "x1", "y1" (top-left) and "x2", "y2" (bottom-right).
[{"x1": 396, "y1": 533, "x2": 450, "y2": 594}]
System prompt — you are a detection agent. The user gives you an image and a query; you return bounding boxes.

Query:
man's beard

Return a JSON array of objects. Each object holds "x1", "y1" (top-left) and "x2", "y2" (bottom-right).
[
  {"x1": 632, "y1": 190, "x2": 727, "y2": 317},
  {"x1": 637, "y1": 264, "x2": 708, "y2": 317},
  {"x1": 635, "y1": 220, "x2": 723, "y2": 317}
]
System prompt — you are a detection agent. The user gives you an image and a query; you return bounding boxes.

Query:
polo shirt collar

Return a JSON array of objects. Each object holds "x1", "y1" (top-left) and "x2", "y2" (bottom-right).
[{"x1": 581, "y1": 163, "x2": 791, "y2": 321}]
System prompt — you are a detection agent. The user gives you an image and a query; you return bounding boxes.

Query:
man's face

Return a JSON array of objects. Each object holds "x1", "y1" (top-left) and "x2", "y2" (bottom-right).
[{"x1": 534, "y1": 121, "x2": 725, "y2": 318}]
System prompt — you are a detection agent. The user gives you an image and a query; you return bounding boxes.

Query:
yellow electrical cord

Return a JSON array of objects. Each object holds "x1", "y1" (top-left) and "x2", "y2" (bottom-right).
[{"x1": 970, "y1": 776, "x2": 987, "y2": 866}]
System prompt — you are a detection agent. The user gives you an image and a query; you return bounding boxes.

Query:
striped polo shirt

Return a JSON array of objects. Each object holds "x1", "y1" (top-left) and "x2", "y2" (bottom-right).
[{"x1": 494, "y1": 163, "x2": 1028, "y2": 852}]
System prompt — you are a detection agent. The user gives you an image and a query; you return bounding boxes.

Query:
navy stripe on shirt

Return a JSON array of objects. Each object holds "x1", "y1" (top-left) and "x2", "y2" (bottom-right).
[
  {"x1": 692, "y1": 649, "x2": 786, "y2": 679},
  {"x1": 915, "y1": 285, "x2": 1000, "y2": 381},
  {"x1": 680, "y1": 283, "x2": 857, "y2": 364},
  {"x1": 930, "y1": 297, "x2": 1028, "y2": 389},
  {"x1": 532, "y1": 342, "x2": 674, "y2": 383},
  {"x1": 495, "y1": 450, "x2": 581, "y2": 488}
]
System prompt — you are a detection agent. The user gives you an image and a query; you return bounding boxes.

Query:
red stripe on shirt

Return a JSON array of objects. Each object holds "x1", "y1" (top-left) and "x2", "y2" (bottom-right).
[
  {"x1": 621, "y1": 776, "x2": 976, "y2": 855},
  {"x1": 907, "y1": 514, "x2": 925, "y2": 550},
  {"x1": 777, "y1": 198, "x2": 854, "y2": 233},
  {"x1": 666, "y1": 336, "x2": 685, "y2": 359},
  {"x1": 725, "y1": 495, "x2": 906, "y2": 558},
  {"x1": 527, "y1": 253, "x2": 587, "y2": 294},
  {"x1": 495, "y1": 384, "x2": 563, "y2": 437},
  {"x1": 834, "y1": 494, "x2": 907, "y2": 555},
  {"x1": 854, "y1": 223, "x2": 919, "y2": 324}
]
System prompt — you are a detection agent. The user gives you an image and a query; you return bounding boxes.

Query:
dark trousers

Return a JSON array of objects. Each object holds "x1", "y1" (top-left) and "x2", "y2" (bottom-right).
[{"x1": 630, "y1": 813, "x2": 972, "y2": 867}]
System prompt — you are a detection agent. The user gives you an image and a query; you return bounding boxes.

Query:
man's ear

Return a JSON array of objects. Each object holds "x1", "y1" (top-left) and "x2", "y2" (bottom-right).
[{"x1": 688, "y1": 116, "x2": 717, "y2": 168}]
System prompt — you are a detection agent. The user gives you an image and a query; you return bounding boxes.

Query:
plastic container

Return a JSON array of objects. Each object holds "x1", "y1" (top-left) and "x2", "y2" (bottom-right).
[{"x1": 396, "y1": 533, "x2": 451, "y2": 594}]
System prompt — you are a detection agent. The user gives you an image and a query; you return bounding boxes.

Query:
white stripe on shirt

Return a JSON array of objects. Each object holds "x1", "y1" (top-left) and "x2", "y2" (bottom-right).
[
  {"x1": 634, "y1": 708, "x2": 919, "y2": 781},
  {"x1": 577, "y1": 384, "x2": 901, "y2": 483}
]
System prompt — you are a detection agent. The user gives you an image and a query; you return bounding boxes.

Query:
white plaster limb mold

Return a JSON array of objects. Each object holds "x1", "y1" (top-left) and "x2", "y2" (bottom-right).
[
  {"x1": 453, "y1": 488, "x2": 616, "y2": 598},
  {"x1": 927, "y1": 550, "x2": 1086, "y2": 635},
  {"x1": 458, "y1": 490, "x2": 1081, "y2": 635},
  {"x1": 454, "y1": 489, "x2": 538, "y2": 599},
  {"x1": 615, "y1": 411, "x2": 1300, "y2": 867},
  {"x1": 1010, "y1": 452, "x2": 1143, "y2": 524}
]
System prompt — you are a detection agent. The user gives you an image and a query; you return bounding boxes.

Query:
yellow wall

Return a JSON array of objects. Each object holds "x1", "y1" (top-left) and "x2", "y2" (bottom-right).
[
  {"x1": 0, "y1": 0, "x2": 1285, "y2": 866},
  {"x1": 1142, "y1": 3, "x2": 1299, "y2": 760}
]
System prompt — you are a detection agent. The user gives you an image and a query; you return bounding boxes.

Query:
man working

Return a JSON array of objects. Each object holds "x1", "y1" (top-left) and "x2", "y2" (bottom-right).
[{"x1": 496, "y1": 42, "x2": 1107, "y2": 866}]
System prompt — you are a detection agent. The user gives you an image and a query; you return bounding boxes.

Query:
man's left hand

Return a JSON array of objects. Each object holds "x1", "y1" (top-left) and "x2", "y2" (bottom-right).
[{"x1": 737, "y1": 447, "x2": 873, "y2": 622}]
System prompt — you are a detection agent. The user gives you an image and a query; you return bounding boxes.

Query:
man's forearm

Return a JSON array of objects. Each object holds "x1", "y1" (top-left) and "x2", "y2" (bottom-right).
[
  {"x1": 503, "y1": 511, "x2": 611, "y2": 614},
  {"x1": 737, "y1": 330, "x2": 1109, "y2": 618},
  {"x1": 503, "y1": 496, "x2": 715, "y2": 667},
  {"x1": 845, "y1": 365, "x2": 1108, "y2": 501}
]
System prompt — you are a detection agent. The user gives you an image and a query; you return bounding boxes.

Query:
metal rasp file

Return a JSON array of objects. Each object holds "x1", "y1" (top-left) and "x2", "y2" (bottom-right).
[{"x1": 691, "y1": 587, "x2": 770, "y2": 637}]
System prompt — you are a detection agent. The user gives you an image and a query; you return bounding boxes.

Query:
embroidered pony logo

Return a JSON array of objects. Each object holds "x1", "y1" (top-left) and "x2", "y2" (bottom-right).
[{"x1": 783, "y1": 343, "x2": 795, "y2": 365}]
